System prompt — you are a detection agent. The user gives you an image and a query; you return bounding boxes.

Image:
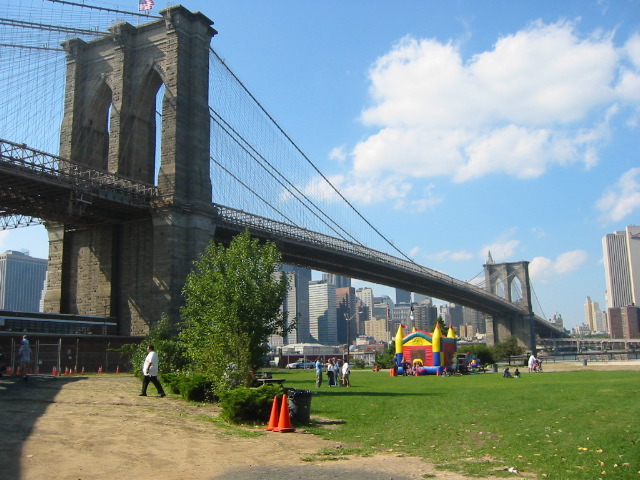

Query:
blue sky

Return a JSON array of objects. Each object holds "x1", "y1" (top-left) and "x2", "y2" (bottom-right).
[{"x1": 1, "y1": 0, "x2": 639, "y2": 329}]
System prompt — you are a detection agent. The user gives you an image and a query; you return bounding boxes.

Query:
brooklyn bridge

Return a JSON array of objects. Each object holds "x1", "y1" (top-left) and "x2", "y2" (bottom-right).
[{"x1": 0, "y1": 3, "x2": 567, "y2": 350}]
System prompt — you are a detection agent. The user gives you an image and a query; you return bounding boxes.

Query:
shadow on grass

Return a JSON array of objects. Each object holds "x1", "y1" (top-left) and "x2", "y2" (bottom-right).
[
  {"x1": 0, "y1": 374, "x2": 86, "y2": 480},
  {"x1": 313, "y1": 389, "x2": 432, "y2": 397}
]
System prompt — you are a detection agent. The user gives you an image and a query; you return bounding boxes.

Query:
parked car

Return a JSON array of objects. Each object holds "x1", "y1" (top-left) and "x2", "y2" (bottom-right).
[{"x1": 285, "y1": 361, "x2": 315, "y2": 369}]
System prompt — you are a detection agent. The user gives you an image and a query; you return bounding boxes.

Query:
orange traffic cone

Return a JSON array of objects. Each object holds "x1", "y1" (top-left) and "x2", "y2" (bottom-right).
[
  {"x1": 274, "y1": 394, "x2": 295, "y2": 433},
  {"x1": 116, "y1": 365, "x2": 120, "y2": 374},
  {"x1": 265, "y1": 395, "x2": 280, "y2": 431},
  {"x1": 52, "y1": 366, "x2": 57, "y2": 376},
  {"x1": 35, "y1": 366, "x2": 39, "y2": 374},
  {"x1": 98, "y1": 366, "x2": 103, "y2": 373},
  {"x1": 81, "y1": 367, "x2": 85, "y2": 374}
]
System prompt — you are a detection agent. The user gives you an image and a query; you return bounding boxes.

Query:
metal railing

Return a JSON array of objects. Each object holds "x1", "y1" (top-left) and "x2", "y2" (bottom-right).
[
  {"x1": 214, "y1": 203, "x2": 525, "y2": 314},
  {"x1": 0, "y1": 139, "x2": 158, "y2": 205}
]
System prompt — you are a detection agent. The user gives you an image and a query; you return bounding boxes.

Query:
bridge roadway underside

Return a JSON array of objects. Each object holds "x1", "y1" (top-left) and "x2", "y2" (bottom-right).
[
  {"x1": 0, "y1": 162, "x2": 150, "y2": 226},
  {"x1": 214, "y1": 225, "x2": 515, "y2": 317}
]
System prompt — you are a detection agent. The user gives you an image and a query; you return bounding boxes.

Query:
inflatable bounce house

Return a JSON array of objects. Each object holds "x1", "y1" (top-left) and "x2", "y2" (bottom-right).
[{"x1": 394, "y1": 323, "x2": 457, "y2": 375}]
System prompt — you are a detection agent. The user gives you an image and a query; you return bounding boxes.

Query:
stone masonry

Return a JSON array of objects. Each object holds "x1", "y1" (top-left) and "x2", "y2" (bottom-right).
[
  {"x1": 483, "y1": 260, "x2": 536, "y2": 351},
  {"x1": 44, "y1": 6, "x2": 218, "y2": 335}
]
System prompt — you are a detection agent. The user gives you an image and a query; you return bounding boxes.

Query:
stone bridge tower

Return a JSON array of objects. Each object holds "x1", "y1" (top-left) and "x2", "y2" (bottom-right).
[
  {"x1": 43, "y1": 6, "x2": 218, "y2": 335},
  {"x1": 483, "y1": 252, "x2": 536, "y2": 351}
]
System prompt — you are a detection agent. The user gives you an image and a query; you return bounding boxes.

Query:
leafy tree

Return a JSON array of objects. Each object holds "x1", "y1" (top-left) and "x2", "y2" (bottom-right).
[
  {"x1": 179, "y1": 230, "x2": 291, "y2": 391},
  {"x1": 374, "y1": 343, "x2": 396, "y2": 368},
  {"x1": 461, "y1": 344, "x2": 495, "y2": 365},
  {"x1": 492, "y1": 336, "x2": 525, "y2": 361}
]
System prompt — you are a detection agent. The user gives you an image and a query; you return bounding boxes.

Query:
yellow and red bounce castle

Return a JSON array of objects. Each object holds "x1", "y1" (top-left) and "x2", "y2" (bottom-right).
[{"x1": 393, "y1": 323, "x2": 457, "y2": 375}]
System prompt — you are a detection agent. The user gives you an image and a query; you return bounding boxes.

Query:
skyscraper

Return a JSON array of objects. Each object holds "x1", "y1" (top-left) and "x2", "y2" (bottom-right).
[
  {"x1": 309, "y1": 280, "x2": 337, "y2": 345},
  {"x1": 602, "y1": 226, "x2": 640, "y2": 309},
  {"x1": 395, "y1": 288, "x2": 411, "y2": 304},
  {"x1": 278, "y1": 265, "x2": 311, "y2": 344},
  {"x1": 336, "y1": 286, "x2": 357, "y2": 344},
  {"x1": 356, "y1": 287, "x2": 374, "y2": 321},
  {"x1": 0, "y1": 250, "x2": 48, "y2": 312},
  {"x1": 322, "y1": 273, "x2": 351, "y2": 288},
  {"x1": 584, "y1": 296, "x2": 607, "y2": 333}
]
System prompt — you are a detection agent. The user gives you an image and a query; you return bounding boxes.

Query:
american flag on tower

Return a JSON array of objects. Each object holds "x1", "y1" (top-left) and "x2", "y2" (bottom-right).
[{"x1": 139, "y1": 0, "x2": 154, "y2": 11}]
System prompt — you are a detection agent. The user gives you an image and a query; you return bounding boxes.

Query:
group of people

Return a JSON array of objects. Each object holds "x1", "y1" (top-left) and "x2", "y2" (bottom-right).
[
  {"x1": 528, "y1": 354, "x2": 543, "y2": 373},
  {"x1": 315, "y1": 357, "x2": 350, "y2": 387},
  {"x1": 502, "y1": 353, "x2": 544, "y2": 378}
]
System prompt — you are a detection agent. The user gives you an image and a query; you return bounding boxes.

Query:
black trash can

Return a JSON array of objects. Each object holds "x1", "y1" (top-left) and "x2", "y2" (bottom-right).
[{"x1": 286, "y1": 388, "x2": 314, "y2": 425}]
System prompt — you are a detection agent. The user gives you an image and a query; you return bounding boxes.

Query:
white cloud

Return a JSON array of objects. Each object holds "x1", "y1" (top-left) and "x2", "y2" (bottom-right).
[
  {"x1": 427, "y1": 249, "x2": 474, "y2": 262},
  {"x1": 328, "y1": 145, "x2": 347, "y2": 163},
  {"x1": 301, "y1": 173, "x2": 444, "y2": 210},
  {"x1": 481, "y1": 229, "x2": 521, "y2": 261},
  {"x1": 529, "y1": 249, "x2": 588, "y2": 282},
  {"x1": 595, "y1": 167, "x2": 640, "y2": 223},
  {"x1": 347, "y1": 20, "x2": 638, "y2": 189}
]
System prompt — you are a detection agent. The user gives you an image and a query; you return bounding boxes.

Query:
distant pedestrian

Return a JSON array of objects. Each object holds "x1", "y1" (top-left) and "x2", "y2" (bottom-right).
[
  {"x1": 502, "y1": 367, "x2": 512, "y2": 378},
  {"x1": 514, "y1": 368, "x2": 520, "y2": 378},
  {"x1": 327, "y1": 358, "x2": 336, "y2": 387},
  {"x1": 315, "y1": 357, "x2": 323, "y2": 387},
  {"x1": 335, "y1": 358, "x2": 343, "y2": 386},
  {"x1": 528, "y1": 354, "x2": 537, "y2": 373},
  {"x1": 18, "y1": 342, "x2": 32, "y2": 380},
  {"x1": 341, "y1": 360, "x2": 351, "y2": 387},
  {"x1": 139, "y1": 345, "x2": 166, "y2": 397}
]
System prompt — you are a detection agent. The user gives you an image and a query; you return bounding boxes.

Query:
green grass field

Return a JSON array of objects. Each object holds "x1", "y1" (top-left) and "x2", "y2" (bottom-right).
[{"x1": 278, "y1": 368, "x2": 639, "y2": 479}]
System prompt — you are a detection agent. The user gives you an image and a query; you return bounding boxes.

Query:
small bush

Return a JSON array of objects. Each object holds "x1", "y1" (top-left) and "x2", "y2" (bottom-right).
[
  {"x1": 219, "y1": 384, "x2": 284, "y2": 425},
  {"x1": 353, "y1": 359, "x2": 366, "y2": 369},
  {"x1": 462, "y1": 344, "x2": 495, "y2": 365},
  {"x1": 160, "y1": 372, "x2": 216, "y2": 402}
]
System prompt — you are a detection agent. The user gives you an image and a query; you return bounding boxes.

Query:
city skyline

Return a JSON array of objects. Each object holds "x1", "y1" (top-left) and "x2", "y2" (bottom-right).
[{"x1": 1, "y1": 1, "x2": 639, "y2": 329}]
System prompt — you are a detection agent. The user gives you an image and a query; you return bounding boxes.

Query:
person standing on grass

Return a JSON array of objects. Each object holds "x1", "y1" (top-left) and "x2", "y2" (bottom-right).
[
  {"x1": 139, "y1": 344, "x2": 166, "y2": 397},
  {"x1": 315, "y1": 357, "x2": 323, "y2": 387},
  {"x1": 341, "y1": 359, "x2": 350, "y2": 387},
  {"x1": 528, "y1": 353, "x2": 537, "y2": 373},
  {"x1": 326, "y1": 358, "x2": 336, "y2": 387}
]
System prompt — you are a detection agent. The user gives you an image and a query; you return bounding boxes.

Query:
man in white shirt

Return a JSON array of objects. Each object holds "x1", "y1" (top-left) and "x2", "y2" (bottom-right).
[
  {"x1": 140, "y1": 344, "x2": 166, "y2": 397},
  {"x1": 341, "y1": 360, "x2": 350, "y2": 387}
]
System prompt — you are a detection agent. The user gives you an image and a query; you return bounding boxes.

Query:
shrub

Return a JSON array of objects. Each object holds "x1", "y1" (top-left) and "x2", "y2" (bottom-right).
[
  {"x1": 219, "y1": 384, "x2": 284, "y2": 424},
  {"x1": 462, "y1": 344, "x2": 495, "y2": 365},
  {"x1": 161, "y1": 372, "x2": 216, "y2": 402},
  {"x1": 121, "y1": 315, "x2": 188, "y2": 377},
  {"x1": 353, "y1": 359, "x2": 366, "y2": 369},
  {"x1": 492, "y1": 336, "x2": 525, "y2": 361}
]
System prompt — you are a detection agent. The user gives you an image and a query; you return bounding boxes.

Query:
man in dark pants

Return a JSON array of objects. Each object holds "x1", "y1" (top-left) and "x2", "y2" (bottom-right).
[{"x1": 139, "y1": 344, "x2": 166, "y2": 397}]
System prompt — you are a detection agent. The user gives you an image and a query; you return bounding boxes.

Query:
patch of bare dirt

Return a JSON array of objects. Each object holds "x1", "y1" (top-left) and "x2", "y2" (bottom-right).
[{"x1": 0, "y1": 374, "x2": 483, "y2": 480}]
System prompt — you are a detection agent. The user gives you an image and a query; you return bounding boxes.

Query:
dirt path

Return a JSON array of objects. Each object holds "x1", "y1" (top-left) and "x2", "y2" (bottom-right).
[
  {"x1": 1, "y1": 361, "x2": 638, "y2": 480},
  {"x1": 0, "y1": 373, "x2": 478, "y2": 480}
]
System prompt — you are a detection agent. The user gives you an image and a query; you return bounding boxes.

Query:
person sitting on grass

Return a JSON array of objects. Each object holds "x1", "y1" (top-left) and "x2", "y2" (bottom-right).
[
  {"x1": 514, "y1": 368, "x2": 520, "y2": 378},
  {"x1": 502, "y1": 366, "x2": 512, "y2": 378}
]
